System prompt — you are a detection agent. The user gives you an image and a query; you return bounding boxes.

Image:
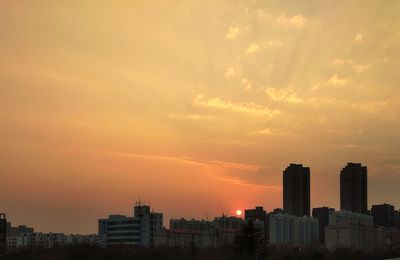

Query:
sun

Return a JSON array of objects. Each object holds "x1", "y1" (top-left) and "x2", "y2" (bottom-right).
[{"x1": 236, "y1": 209, "x2": 242, "y2": 216}]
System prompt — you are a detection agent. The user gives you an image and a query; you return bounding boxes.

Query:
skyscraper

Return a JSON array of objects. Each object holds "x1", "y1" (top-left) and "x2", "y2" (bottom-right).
[
  {"x1": 0, "y1": 214, "x2": 6, "y2": 255},
  {"x1": 340, "y1": 163, "x2": 368, "y2": 214},
  {"x1": 283, "y1": 164, "x2": 310, "y2": 217}
]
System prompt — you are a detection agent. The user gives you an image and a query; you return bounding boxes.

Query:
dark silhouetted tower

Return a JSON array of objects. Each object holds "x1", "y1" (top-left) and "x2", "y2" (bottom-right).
[
  {"x1": 340, "y1": 163, "x2": 368, "y2": 214},
  {"x1": 245, "y1": 206, "x2": 267, "y2": 221},
  {"x1": 283, "y1": 164, "x2": 310, "y2": 217},
  {"x1": 0, "y1": 214, "x2": 6, "y2": 254},
  {"x1": 371, "y1": 203, "x2": 394, "y2": 227},
  {"x1": 312, "y1": 207, "x2": 334, "y2": 245}
]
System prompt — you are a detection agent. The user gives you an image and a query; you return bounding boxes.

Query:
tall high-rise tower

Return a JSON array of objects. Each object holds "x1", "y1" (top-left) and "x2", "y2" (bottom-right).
[
  {"x1": 340, "y1": 162, "x2": 368, "y2": 214},
  {"x1": 0, "y1": 214, "x2": 6, "y2": 255},
  {"x1": 283, "y1": 164, "x2": 310, "y2": 217}
]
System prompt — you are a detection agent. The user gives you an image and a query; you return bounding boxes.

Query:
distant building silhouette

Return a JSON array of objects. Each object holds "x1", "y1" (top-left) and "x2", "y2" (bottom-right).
[
  {"x1": 312, "y1": 207, "x2": 334, "y2": 245},
  {"x1": 98, "y1": 202, "x2": 163, "y2": 247},
  {"x1": 340, "y1": 163, "x2": 368, "y2": 214},
  {"x1": 244, "y1": 207, "x2": 267, "y2": 222},
  {"x1": 283, "y1": 164, "x2": 310, "y2": 217},
  {"x1": 0, "y1": 214, "x2": 6, "y2": 255},
  {"x1": 169, "y1": 218, "x2": 210, "y2": 232},
  {"x1": 395, "y1": 210, "x2": 400, "y2": 229},
  {"x1": 371, "y1": 203, "x2": 395, "y2": 227},
  {"x1": 270, "y1": 208, "x2": 284, "y2": 214},
  {"x1": 245, "y1": 206, "x2": 268, "y2": 244}
]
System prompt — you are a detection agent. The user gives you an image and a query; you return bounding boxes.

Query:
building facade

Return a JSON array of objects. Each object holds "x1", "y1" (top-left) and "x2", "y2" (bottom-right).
[
  {"x1": 340, "y1": 163, "x2": 368, "y2": 214},
  {"x1": 98, "y1": 203, "x2": 163, "y2": 247},
  {"x1": 7, "y1": 232, "x2": 98, "y2": 249},
  {"x1": 312, "y1": 207, "x2": 334, "y2": 245},
  {"x1": 269, "y1": 213, "x2": 319, "y2": 247},
  {"x1": 283, "y1": 164, "x2": 310, "y2": 217},
  {"x1": 157, "y1": 216, "x2": 243, "y2": 249},
  {"x1": 169, "y1": 218, "x2": 210, "y2": 232},
  {"x1": 371, "y1": 203, "x2": 395, "y2": 227},
  {"x1": 324, "y1": 210, "x2": 400, "y2": 251}
]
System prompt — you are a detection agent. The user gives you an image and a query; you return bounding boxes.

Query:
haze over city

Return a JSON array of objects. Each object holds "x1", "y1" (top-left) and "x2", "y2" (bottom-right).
[{"x1": 1, "y1": 0, "x2": 399, "y2": 235}]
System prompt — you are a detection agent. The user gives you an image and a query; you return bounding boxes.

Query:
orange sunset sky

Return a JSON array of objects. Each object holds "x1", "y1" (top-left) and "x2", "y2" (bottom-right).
[{"x1": 1, "y1": 1, "x2": 400, "y2": 234}]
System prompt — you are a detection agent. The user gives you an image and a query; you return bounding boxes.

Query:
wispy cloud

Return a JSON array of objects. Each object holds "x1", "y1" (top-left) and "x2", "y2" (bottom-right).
[
  {"x1": 246, "y1": 43, "x2": 260, "y2": 54},
  {"x1": 168, "y1": 113, "x2": 216, "y2": 121},
  {"x1": 331, "y1": 59, "x2": 354, "y2": 66},
  {"x1": 113, "y1": 151, "x2": 274, "y2": 188},
  {"x1": 210, "y1": 160, "x2": 265, "y2": 172},
  {"x1": 225, "y1": 67, "x2": 235, "y2": 78},
  {"x1": 253, "y1": 128, "x2": 274, "y2": 135},
  {"x1": 276, "y1": 14, "x2": 306, "y2": 28},
  {"x1": 353, "y1": 64, "x2": 371, "y2": 73},
  {"x1": 225, "y1": 26, "x2": 240, "y2": 39},
  {"x1": 354, "y1": 32, "x2": 365, "y2": 42},
  {"x1": 327, "y1": 73, "x2": 349, "y2": 86},
  {"x1": 115, "y1": 152, "x2": 207, "y2": 167},
  {"x1": 255, "y1": 9, "x2": 270, "y2": 22},
  {"x1": 351, "y1": 101, "x2": 387, "y2": 113},
  {"x1": 265, "y1": 87, "x2": 302, "y2": 103},
  {"x1": 212, "y1": 176, "x2": 281, "y2": 190},
  {"x1": 193, "y1": 94, "x2": 280, "y2": 117},
  {"x1": 241, "y1": 78, "x2": 253, "y2": 91},
  {"x1": 342, "y1": 144, "x2": 358, "y2": 149}
]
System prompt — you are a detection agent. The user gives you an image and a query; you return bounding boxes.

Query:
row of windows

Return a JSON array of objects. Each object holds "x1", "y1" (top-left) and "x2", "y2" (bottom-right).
[
  {"x1": 108, "y1": 226, "x2": 141, "y2": 231},
  {"x1": 108, "y1": 220, "x2": 141, "y2": 225},
  {"x1": 108, "y1": 232, "x2": 141, "y2": 237},
  {"x1": 108, "y1": 238, "x2": 141, "y2": 243}
]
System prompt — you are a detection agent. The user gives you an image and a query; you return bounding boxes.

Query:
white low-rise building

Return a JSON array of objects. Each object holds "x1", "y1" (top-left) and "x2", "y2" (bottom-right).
[
  {"x1": 98, "y1": 203, "x2": 163, "y2": 247},
  {"x1": 325, "y1": 210, "x2": 400, "y2": 251},
  {"x1": 269, "y1": 213, "x2": 319, "y2": 247}
]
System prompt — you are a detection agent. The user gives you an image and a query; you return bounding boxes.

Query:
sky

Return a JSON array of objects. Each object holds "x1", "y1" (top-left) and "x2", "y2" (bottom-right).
[{"x1": 1, "y1": 0, "x2": 400, "y2": 234}]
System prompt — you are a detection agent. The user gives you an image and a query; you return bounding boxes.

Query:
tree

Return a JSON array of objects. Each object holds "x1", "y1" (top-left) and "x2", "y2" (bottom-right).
[{"x1": 234, "y1": 220, "x2": 266, "y2": 259}]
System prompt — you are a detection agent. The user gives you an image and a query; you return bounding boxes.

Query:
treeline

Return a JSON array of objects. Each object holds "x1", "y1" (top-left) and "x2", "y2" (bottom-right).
[{"x1": 3, "y1": 245, "x2": 400, "y2": 260}]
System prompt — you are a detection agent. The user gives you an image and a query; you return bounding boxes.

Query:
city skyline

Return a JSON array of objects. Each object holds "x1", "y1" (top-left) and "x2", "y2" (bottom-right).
[
  {"x1": 1, "y1": 1, "x2": 400, "y2": 234},
  {"x1": 3, "y1": 161, "x2": 399, "y2": 234}
]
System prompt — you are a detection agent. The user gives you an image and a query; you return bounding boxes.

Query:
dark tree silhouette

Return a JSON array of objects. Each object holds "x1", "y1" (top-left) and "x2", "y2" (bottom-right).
[{"x1": 234, "y1": 220, "x2": 266, "y2": 259}]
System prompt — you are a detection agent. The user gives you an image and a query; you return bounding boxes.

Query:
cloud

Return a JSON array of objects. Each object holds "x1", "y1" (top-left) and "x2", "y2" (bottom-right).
[
  {"x1": 331, "y1": 59, "x2": 354, "y2": 66},
  {"x1": 212, "y1": 176, "x2": 281, "y2": 190},
  {"x1": 168, "y1": 113, "x2": 215, "y2": 121},
  {"x1": 241, "y1": 78, "x2": 253, "y2": 91},
  {"x1": 115, "y1": 152, "x2": 265, "y2": 172},
  {"x1": 353, "y1": 64, "x2": 371, "y2": 73},
  {"x1": 276, "y1": 14, "x2": 306, "y2": 28},
  {"x1": 115, "y1": 152, "x2": 207, "y2": 167},
  {"x1": 354, "y1": 33, "x2": 365, "y2": 42},
  {"x1": 114, "y1": 151, "x2": 274, "y2": 188},
  {"x1": 327, "y1": 73, "x2": 349, "y2": 86},
  {"x1": 351, "y1": 101, "x2": 387, "y2": 113},
  {"x1": 343, "y1": 144, "x2": 358, "y2": 149},
  {"x1": 225, "y1": 67, "x2": 235, "y2": 78},
  {"x1": 210, "y1": 160, "x2": 265, "y2": 172},
  {"x1": 193, "y1": 94, "x2": 280, "y2": 117},
  {"x1": 265, "y1": 87, "x2": 302, "y2": 103},
  {"x1": 331, "y1": 59, "x2": 371, "y2": 73},
  {"x1": 255, "y1": 9, "x2": 270, "y2": 22},
  {"x1": 246, "y1": 43, "x2": 260, "y2": 54},
  {"x1": 253, "y1": 128, "x2": 274, "y2": 135},
  {"x1": 225, "y1": 26, "x2": 240, "y2": 39}
]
